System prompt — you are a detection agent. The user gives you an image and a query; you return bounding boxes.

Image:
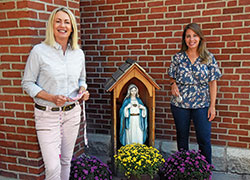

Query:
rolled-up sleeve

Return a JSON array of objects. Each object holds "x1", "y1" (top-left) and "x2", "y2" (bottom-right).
[
  {"x1": 168, "y1": 54, "x2": 178, "y2": 79},
  {"x1": 21, "y1": 48, "x2": 42, "y2": 98},
  {"x1": 78, "y1": 52, "x2": 88, "y2": 89},
  {"x1": 208, "y1": 56, "x2": 222, "y2": 82}
]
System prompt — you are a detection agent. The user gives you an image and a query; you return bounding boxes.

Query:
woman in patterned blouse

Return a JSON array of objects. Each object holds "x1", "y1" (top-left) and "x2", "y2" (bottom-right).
[{"x1": 168, "y1": 23, "x2": 222, "y2": 164}]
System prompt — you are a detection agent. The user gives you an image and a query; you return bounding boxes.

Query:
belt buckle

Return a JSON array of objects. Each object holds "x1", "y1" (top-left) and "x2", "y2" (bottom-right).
[
  {"x1": 62, "y1": 104, "x2": 73, "y2": 111},
  {"x1": 62, "y1": 105, "x2": 67, "y2": 111},
  {"x1": 51, "y1": 107, "x2": 60, "y2": 111}
]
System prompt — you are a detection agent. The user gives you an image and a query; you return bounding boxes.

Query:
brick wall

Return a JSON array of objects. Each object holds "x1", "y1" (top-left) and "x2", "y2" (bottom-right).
[
  {"x1": 0, "y1": 0, "x2": 82, "y2": 179},
  {"x1": 1, "y1": 0, "x2": 250, "y2": 178},
  {"x1": 80, "y1": 0, "x2": 250, "y2": 149}
]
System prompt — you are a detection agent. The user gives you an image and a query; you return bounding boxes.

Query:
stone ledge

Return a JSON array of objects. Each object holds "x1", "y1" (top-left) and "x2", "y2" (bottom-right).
[{"x1": 86, "y1": 133, "x2": 250, "y2": 176}]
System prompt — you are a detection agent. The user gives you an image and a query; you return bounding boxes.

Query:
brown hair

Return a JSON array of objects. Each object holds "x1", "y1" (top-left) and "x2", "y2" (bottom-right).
[{"x1": 180, "y1": 23, "x2": 211, "y2": 64}]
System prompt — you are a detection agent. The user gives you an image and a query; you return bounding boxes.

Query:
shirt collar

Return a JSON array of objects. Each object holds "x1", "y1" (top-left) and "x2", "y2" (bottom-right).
[{"x1": 53, "y1": 42, "x2": 71, "y2": 50}]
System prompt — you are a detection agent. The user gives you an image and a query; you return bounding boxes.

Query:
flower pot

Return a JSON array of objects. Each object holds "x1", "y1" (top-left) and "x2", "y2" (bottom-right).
[{"x1": 127, "y1": 174, "x2": 152, "y2": 180}]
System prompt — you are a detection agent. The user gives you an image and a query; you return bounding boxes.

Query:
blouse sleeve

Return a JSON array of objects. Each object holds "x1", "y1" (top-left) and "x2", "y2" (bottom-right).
[
  {"x1": 21, "y1": 46, "x2": 43, "y2": 98},
  {"x1": 168, "y1": 54, "x2": 179, "y2": 79},
  {"x1": 78, "y1": 50, "x2": 88, "y2": 89},
  {"x1": 208, "y1": 55, "x2": 222, "y2": 82}
]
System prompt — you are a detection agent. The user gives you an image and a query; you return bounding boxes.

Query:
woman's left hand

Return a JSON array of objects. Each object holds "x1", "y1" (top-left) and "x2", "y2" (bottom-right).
[
  {"x1": 79, "y1": 87, "x2": 90, "y2": 101},
  {"x1": 82, "y1": 90, "x2": 90, "y2": 101},
  {"x1": 208, "y1": 106, "x2": 216, "y2": 121}
]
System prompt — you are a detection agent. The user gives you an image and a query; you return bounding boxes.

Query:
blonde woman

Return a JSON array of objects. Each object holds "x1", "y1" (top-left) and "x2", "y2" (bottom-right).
[
  {"x1": 22, "y1": 7, "x2": 89, "y2": 180},
  {"x1": 168, "y1": 23, "x2": 222, "y2": 164}
]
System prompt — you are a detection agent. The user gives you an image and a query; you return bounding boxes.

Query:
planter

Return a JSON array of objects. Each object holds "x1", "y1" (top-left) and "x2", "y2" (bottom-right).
[
  {"x1": 127, "y1": 174, "x2": 161, "y2": 180},
  {"x1": 127, "y1": 174, "x2": 151, "y2": 180}
]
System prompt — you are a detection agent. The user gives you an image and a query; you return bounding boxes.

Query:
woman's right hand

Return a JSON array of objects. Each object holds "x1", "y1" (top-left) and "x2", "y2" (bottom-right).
[
  {"x1": 171, "y1": 83, "x2": 180, "y2": 97},
  {"x1": 52, "y1": 95, "x2": 68, "y2": 106},
  {"x1": 36, "y1": 90, "x2": 68, "y2": 106}
]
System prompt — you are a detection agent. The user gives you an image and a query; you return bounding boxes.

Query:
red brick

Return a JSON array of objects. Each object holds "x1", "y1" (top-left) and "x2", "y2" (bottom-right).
[
  {"x1": 17, "y1": 142, "x2": 40, "y2": 151},
  {"x1": 6, "y1": 118, "x2": 25, "y2": 126},
  {"x1": 240, "y1": 125, "x2": 250, "y2": 131},
  {"x1": 241, "y1": 100, "x2": 250, "y2": 106},
  {"x1": 178, "y1": 5, "x2": 195, "y2": 11},
  {"x1": 233, "y1": 14, "x2": 250, "y2": 21},
  {"x1": 221, "y1": 62, "x2": 240, "y2": 67},
  {"x1": 223, "y1": 7, "x2": 243, "y2": 14},
  {"x1": 229, "y1": 130, "x2": 248, "y2": 136},
  {"x1": 223, "y1": 21, "x2": 242, "y2": 28},
  {"x1": 174, "y1": 18, "x2": 191, "y2": 24},
  {"x1": 228, "y1": 142, "x2": 247, "y2": 148},
  {"x1": 7, "y1": 133, "x2": 26, "y2": 141},
  {"x1": 148, "y1": 13, "x2": 164, "y2": 19},
  {"x1": 184, "y1": 0, "x2": 201, "y2": 3},
  {"x1": 16, "y1": 112, "x2": 34, "y2": 119},
  {"x1": 0, "y1": 124, "x2": 15, "y2": 134},
  {"x1": 239, "y1": 137, "x2": 250, "y2": 143},
  {"x1": 222, "y1": 48, "x2": 241, "y2": 54},
  {"x1": 5, "y1": 103, "x2": 24, "y2": 110},
  {"x1": 10, "y1": 46, "x2": 33, "y2": 54},
  {"x1": 235, "y1": 68, "x2": 250, "y2": 73},
  {"x1": 0, "y1": 29, "x2": 8, "y2": 36},
  {"x1": 0, "y1": 80, "x2": 11, "y2": 86},
  {"x1": 219, "y1": 135, "x2": 237, "y2": 141},
  {"x1": 238, "y1": 41, "x2": 250, "y2": 47},
  {"x1": 0, "y1": 140, "x2": 16, "y2": 148},
  {"x1": 234, "y1": 118, "x2": 249, "y2": 124},
  {"x1": 27, "y1": 135, "x2": 38, "y2": 143},
  {"x1": 227, "y1": 0, "x2": 237, "y2": 6},
  {"x1": 9, "y1": 29, "x2": 38, "y2": 36},
  {"x1": 7, "y1": 10, "x2": 37, "y2": 19},
  {"x1": 68, "y1": 1, "x2": 80, "y2": 9},
  {"x1": 222, "y1": 35, "x2": 242, "y2": 41},
  {"x1": 0, "y1": 1, "x2": 15, "y2": 10},
  {"x1": 240, "y1": 112, "x2": 250, "y2": 118},
  {"x1": 0, "y1": 46, "x2": 9, "y2": 53},
  {"x1": 0, "y1": 20, "x2": 18, "y2": 28},
  {"x1": 213, "y1": 29, "x2": 232, "y2": 35},
  {"x1": 207, "y1": 2, "x2": 226, "y2": 8},
  {"x1": 9, "y1": 164, "x2": 28, "y2": 173},
  {"x1": 202, "y1": 9, "x2": 221, "y2": 16},
  {"x1": 219, "y1": 111, "x2": 238, "y2": 117},
  {"x1": 1, "y1": 55, "x2": 21, "y2": 62},
  {"x1": 184, "y1": 11, "x2": 201, "y2": 17},
  {"x1": 20, "y1": 20, "x2": 45, "y2": 28},
  {"x1": 2, "y1": 71, "x2": 21, "y2": 78},
  {"x1": 233, "y1": 93, "x2": 249, "y2": 99},
  {"x1": 28, "y1": 151, "x2": 42, "y2": 159},
  {"x1": 0, "y1": 12, "x2": 6, "y2": 19},
  {"x1": 239, "y1": 0, "x2": 250, "y2": 5}
]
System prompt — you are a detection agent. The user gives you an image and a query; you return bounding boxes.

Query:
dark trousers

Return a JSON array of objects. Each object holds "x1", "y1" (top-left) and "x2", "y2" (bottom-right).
[{"x1": 171, "y1": 104, "x2": 212, "y2": 164}]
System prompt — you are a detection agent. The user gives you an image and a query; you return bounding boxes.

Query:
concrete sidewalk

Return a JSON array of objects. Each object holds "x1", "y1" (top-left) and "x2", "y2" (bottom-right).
[
  {"x1": 1, "y1": 171, "x2": 250, "y2": 180},
  {"x1": 111, "y1": 172, "x2": 250, "y2": 180}
]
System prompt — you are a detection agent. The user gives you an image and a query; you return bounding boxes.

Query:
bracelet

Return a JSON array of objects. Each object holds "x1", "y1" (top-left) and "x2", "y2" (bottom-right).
[{"x1": 170, "y1": 81, "x2": 175, "y2": 86}]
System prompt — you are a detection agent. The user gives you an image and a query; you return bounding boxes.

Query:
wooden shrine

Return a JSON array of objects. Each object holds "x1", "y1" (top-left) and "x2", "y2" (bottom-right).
[{"x1": 104, "y1": 58, "x2": 160, "y2": 159}]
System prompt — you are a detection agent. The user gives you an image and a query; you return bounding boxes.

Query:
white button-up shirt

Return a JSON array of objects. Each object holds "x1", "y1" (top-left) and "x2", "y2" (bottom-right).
[{"x1": 22, "y1": 42, "x2": 87, "y2": 107}]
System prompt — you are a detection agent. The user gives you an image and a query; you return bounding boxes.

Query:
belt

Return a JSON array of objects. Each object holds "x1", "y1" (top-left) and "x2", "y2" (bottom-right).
[
  {"x1": 35, "y1": 103, "x2": 76, "y2": 112},
  {"x1": 130, "y1": 113, "x2": 139, "y2": 116}
]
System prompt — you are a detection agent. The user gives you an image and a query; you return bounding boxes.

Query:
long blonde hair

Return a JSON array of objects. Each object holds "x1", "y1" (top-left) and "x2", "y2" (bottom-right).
[
  {"x1": 43, "y1": 7, "x2": 79, "y2": 50},
  {"x1": 180, "y1": 23, "x2": 211, "y2": 64}
]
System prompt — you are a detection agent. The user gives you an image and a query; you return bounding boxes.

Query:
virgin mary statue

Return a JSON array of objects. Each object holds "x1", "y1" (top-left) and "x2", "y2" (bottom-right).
[{"x1": 119, "y1": 84, "x2": 147, "y2": 146}]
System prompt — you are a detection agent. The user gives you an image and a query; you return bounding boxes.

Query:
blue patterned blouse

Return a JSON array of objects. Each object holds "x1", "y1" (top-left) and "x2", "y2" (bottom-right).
[{"x1": 168, "y1": 51, "x2": 222, "y2": 109}]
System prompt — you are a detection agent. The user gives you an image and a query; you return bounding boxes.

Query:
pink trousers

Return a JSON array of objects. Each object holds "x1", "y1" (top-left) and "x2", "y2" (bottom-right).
[{"x1": 34, "y1": 103, "x2": 81, "y2": 180}]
